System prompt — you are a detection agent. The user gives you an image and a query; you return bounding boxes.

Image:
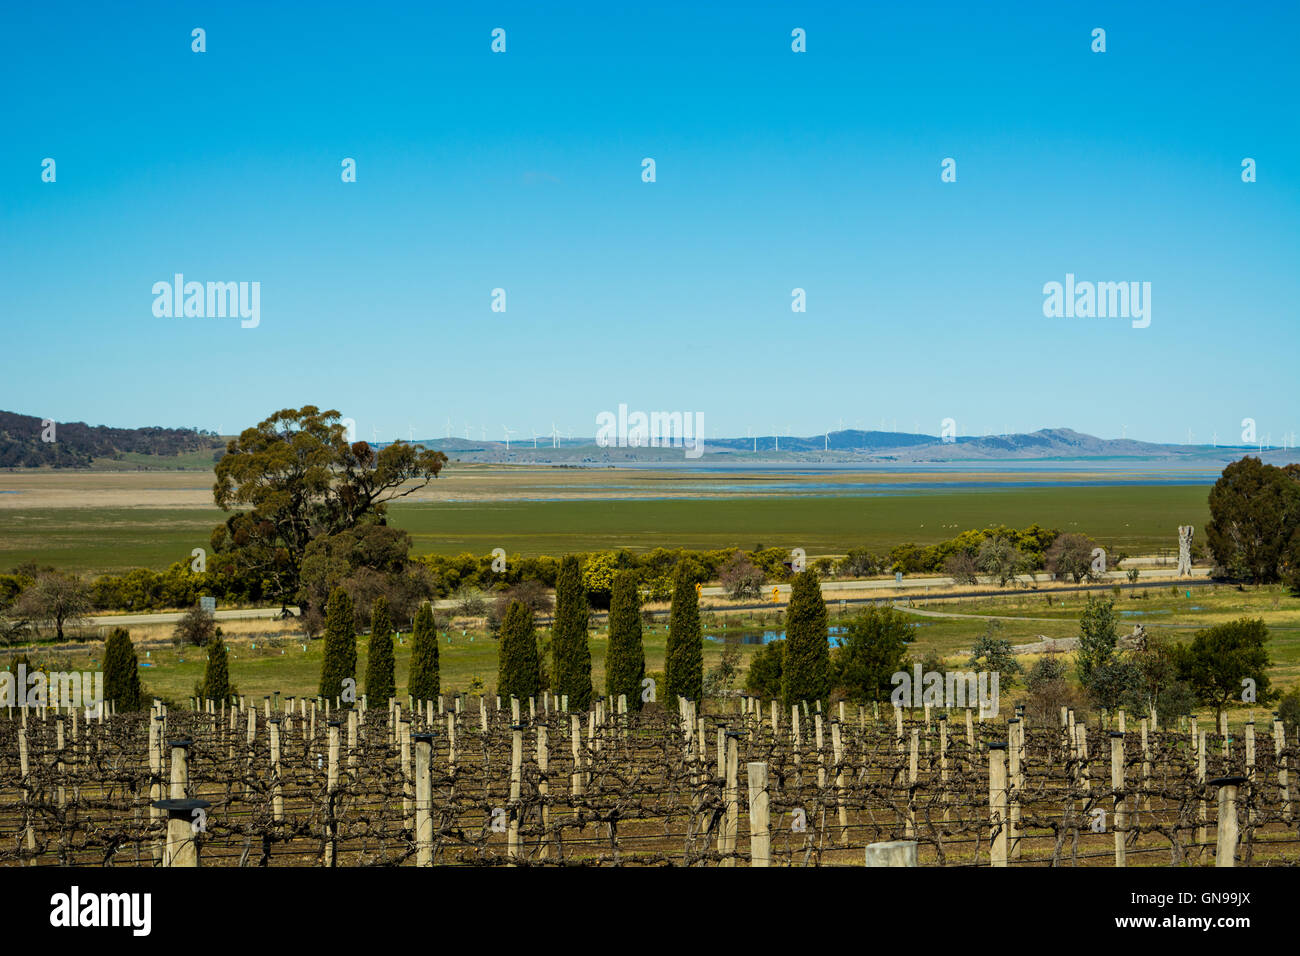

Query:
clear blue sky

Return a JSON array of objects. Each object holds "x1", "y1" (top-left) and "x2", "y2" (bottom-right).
[{"x1": 2, "y1": 1, "x2": 1297, "y2": 445}]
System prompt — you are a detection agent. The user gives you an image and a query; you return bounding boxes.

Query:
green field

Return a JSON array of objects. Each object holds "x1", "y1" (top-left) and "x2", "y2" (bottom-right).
[{"x1": 0, "y1": 484, "x2": 1212, "y2": 575}]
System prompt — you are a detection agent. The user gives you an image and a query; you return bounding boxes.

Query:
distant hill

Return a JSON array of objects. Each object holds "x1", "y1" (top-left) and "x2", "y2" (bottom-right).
[
  {"x1": 0, "y1": 411, "x2": 224, "y2": 468},
  {"x1": 393, "y1": 426, "x2": 1266, "y2": 465}
]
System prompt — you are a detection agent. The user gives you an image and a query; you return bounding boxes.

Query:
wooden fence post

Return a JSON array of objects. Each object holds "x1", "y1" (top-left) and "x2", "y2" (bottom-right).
[
  {"x1": 988, "y1": 742, "x2": 1008, "y2": 867},
  {"x1": 1208, "y1": 775, "x2": 1247, "y2": 867},
  {"x1": 1109, "y1": 731, "x2": 1125, "y2": 867},
  {"x1": 746, "y1": 761, "x2": 770, "y2": 867},
  {"x1": 413, "y1": 732, "x2": 434, "y2": 866}
]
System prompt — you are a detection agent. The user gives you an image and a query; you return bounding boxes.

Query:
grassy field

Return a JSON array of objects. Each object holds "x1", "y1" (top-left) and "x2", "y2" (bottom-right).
[{"x1": 0, "y1": 477, "x2": 1211, "y2": 574}]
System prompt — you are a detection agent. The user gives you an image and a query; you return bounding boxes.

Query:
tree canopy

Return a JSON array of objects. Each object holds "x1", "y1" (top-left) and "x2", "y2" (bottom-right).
[{"x1": 210, "y1": 406, "x2": 446, "y2": 607}]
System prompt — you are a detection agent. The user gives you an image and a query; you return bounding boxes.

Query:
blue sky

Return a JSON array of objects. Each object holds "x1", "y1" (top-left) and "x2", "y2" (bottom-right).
[{"x1": 2, "y1": 1, "x2": 1297, "y2": 446}]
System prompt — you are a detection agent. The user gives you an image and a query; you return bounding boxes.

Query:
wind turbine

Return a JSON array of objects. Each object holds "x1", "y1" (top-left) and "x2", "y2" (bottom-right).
[
  {"x1": 1211, "y1": 430, "x2": 1218, "y2": 447},
  {"x1": 480, "y1": 425, "x2": 487, "y2": 442},
  {"x1": 445, "y1": 418, "x2": 452, "y2": 439},
  {"x1": 773, "y1": 427, "x2": 779, "y2": 452},
  {"x1": 746, "y1": 426, "x2": 753, "y2": 453},
  {"x1": 464, "y1": 423, "x2": 471, "y2": 441},
  {"x1": 824, "y1": 432, "x2": 829, "y2": 451},
  {"x1": 550, "y1": 423, "x2": 560, "y2": 449},
  {"x1": 502, "y1": 425, "x2": 515, "y2": 449},
  {"x1": 408, "y1": 424, "x2": 415, "y2": 442},
  {"x1": 1121, "y1": 424, "x2": 1127, "y2": 440},
  {"x1": 531, "y1": 429, "x2": 538, "y2": 449}
]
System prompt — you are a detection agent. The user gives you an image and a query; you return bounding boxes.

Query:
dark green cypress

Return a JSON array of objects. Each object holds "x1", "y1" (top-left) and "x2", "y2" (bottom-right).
[
  {"x1": 319, "y1": 587, "x2": 356, "y2": 701},
  {"x1": 665, "y1": 562, "x2": 703, "y2": 703},
  {"x1": 102, "y1": 627, "x2": 142, "y2": 711},
  {"x1": 201, "y1": 634, "x2": 230, "y2": 703},
  {"x1": 497, "y1": 599, "x2": 541, "y2": 702},
  {"x1": 552, "y1": 555, "x2": 592, "y2": 710},
  {"x1": 365, "y1": 595, "x2": 396, "y2": 704},
  {"x1": 407, "y1": 602, "x2": 440, "y2": 702},
  {"x1": 605, "y1": 570, "x2": 646, "y2": 710},
  {"x1": 781, "y1": 571, "x2": 830, "y2": 707}
]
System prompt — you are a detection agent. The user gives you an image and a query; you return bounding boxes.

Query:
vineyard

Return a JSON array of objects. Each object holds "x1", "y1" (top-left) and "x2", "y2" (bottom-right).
[{"x1": 1, "y1": 696, "x2": 1295, "y2": 867}]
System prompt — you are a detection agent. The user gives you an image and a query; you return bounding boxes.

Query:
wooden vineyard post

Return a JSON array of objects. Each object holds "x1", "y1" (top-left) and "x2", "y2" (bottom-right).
[
  {"x1": 269, "y1": 719, "x2": 284, "y2": 823},
  {"x1": 570, "y1": 713, "x2": 584, "y2": 797},
  {"x1": 988, "y1": 742, "x2": 1008, "y2": 867},
  {"x1": 719, "y1": 732, "x2": 740, "y2": 866},
  {"x1": 831, "y1": 720, "x2": 848, "y2": 845},
  {"x1": 1274, "y1": 714, "x2": 1291, "y2": 822},
  {"x1": 325, "y1": 722, "x2": 341, "y2": 867},
  {"x1": 1209, "y1": 776, "x2": 1247, "y2": 867},
  {"x1": 1008, "y1": 718, "x2": 1022, "y2": 860},
  {"x1": 17, "y1": 729, "x2": 35, "y2": 863},
  {"x1": 746, "y1": 761, "x2": 771, "y2": 867},
  {"x1": 413, "y1": 732, "x2": 434, "y2": 866},
  {"x1": 152, "y1": 798, "x2": 210, "y2": 868},
  {"x1": 906, "y1": 728, "x2": 919, "y2": 838},
  {"x1": 938, "y1": 714, "x2": 950, "y2": 823},
  {"x1": 537, "y1": 723, "x2": 550, "y2": 859},
  {"x1": 508, "y1": 723, "x2": 524, "y2": 864},
  {"x1": 400, "y1": 719, "x2": 413, "y2": 832},
  {"x1": 1197, "y1": 731, "x2": 1208, "y2": 858},
  {"x1": 1109, "y1": 731, "x2": 1125, "y2": 868}
]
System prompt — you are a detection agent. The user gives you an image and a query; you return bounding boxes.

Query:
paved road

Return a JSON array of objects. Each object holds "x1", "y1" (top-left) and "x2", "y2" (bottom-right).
[{"x1": 82, "y1": 566, "x2": 1212, "y2": 628}]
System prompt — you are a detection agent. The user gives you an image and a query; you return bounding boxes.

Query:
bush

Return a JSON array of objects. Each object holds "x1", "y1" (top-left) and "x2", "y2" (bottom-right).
[
  {"x1": 719, "y1": 552, "x2": 765, "y2": 600},
  {"x1": 745, "y1": 639, "x2": 785, "y2": 700},
  {"x1": 943, "y1": 552, "x2": 979, "y2": 585},
  {"x1": 172, "y1": 605, "x2": 218, "y2": 647},
  {"x1": 830, "y1": 606, "x2": 913, "y2": 703}
]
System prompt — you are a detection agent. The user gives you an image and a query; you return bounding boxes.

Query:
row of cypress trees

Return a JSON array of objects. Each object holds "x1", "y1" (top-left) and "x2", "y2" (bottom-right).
[
  {"x1": 319, "y1": 587, "x2": 440, "y2": 705},
  {"x1": 97, "y1": 562, "x2": 828, "y2": 713},
  {"x1": 316, "y1": 563, "x2": 830, "y2": 710}
]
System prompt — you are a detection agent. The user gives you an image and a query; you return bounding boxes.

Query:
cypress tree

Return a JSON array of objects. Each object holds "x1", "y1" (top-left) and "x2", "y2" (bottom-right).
[
  {"x1": 407, "y1": 602, "x2": 440, "y2": 702},
  {"x1": 319, "y1": 587, "x2": 356, "y2": 700},
  {"x1": 782, "y1": 570, "x2": 830, "y2": 707},
  {"x1": 552, "y1": 555, "x2": 592, "y2": 711},
  {"x1": 665, "y1": 562, "x2": 702, "y2": 703},
  {"x1": 497, "y1": 599, "x2": 541, "y2": 702},
  {"x1": 365, "y1": 595, "x2": 396, "y2": 704},
  {"x1": 605, "y1": 570, "x2": 645, "y2": 710},
  {"x1": 201, "y1": 633, "x2": 230, "y2": 703},
  {"x1": 102, "y1": 627, "x2": 142, "y2": 711}
]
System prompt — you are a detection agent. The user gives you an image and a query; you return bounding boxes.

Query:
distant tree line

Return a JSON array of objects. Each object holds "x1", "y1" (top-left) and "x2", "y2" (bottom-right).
[{"x1": 0, "y1": 410, "x2": 223, "y2": 468}]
